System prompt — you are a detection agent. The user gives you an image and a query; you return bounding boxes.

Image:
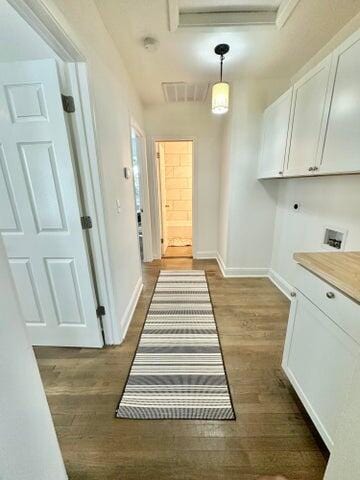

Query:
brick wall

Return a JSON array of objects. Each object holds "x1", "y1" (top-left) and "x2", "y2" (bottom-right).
[{"x1": 163, "y1": 141, "x2": 192, "y2": 247}]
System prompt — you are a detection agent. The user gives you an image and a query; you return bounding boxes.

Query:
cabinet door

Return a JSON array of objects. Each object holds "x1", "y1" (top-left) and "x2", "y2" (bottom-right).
[
  {"x1": 258, "y1": 88, "x2": 293, "y2": 179},
  {"x1": 320, "y1": 31, "x2": 360, "y2": 174},
  {"x1": 285, "y1": 56, "x2": 333, "y2": 176},
  {"x1": 282, "y1": 292, "x2": 358, "y2": 450}
]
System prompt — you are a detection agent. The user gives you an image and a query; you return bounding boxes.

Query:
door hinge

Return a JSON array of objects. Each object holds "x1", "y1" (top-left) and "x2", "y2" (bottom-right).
[
  {"x1": 156, "y1": 152, "x2": 160, "y2": 159},
  {"x1": 161, "y1": 238, "x2": 164, "y2": 244},
  {"x1": 81, "y1": 216, "x2": 92, "y2": 229},
  {"x1": 96, "y1": 305, "x2": 106, "y2": 317},
  {"x1": 61, "y1": 94, "x2": 75, "y2": 113}
]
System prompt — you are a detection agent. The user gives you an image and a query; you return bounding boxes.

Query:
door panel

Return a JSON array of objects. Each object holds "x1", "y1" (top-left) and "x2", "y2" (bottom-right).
[
  {"x1": 285, "y1": 56, "x2": 332, "y2": 176},
  {"x1": 320, "y1": 33, "x2": 360, "y2": 173},
  {"x1": 0, "y1": 59, "x2": 102, "y2": 347},
  {"x1": 9, "y1": 258, "x2": 45, "y2": 325},
  {"x1": 19, "y1": 141, "x2": 67, "y2": 232},
  {"x1": 0, "y1": 145, "x2": 21, "y2": 231},
  {"x1": 5, "y1": 82, "x2": 48, "y2": 122},
  {"x1": 258, "y1": 87, "x2": 292, "y2": 179},
  {"x1": 45, "y1": 258, "x2": 85, "y2": 326}
]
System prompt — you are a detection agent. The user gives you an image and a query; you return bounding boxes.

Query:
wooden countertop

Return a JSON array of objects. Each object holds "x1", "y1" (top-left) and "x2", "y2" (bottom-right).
[{"x1": 294, "y1": 251, "x2": 360, "y2": 303}]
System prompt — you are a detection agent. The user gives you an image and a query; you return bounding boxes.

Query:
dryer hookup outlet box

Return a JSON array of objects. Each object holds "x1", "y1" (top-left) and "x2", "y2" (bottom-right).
[{"x1": 322, "y1": 226, "x2": 348, "y2": 251}]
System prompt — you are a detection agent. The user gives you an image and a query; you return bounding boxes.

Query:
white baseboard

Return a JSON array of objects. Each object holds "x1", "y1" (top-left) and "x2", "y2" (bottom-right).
[
  {"x1": 268, "y1": 269, "x2": 293, "y2": 299},
  {"x1": 216, "y1": 253, "x2": 293, "y2": 298},
  {"x1": 194, "y1": 250, "x2": 217, "y2": 259},
  {"x1": 216, "y1": 252, "x2": 227, "y2": 276},
  {"x1": 119, "y1": 276, "x2": 143, "y2": 343},
  {"x1": 216, "y1": 252, "x2": 269, "y2": 277}
]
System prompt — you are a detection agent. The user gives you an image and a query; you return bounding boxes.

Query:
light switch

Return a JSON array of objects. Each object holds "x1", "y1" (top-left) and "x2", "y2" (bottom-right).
[
  {"x1": 116, "y1": 199, "x2": 121, "y2": 214},
  {"x1": 124, "y1": 167, "x2": 132, "y2": 179}
]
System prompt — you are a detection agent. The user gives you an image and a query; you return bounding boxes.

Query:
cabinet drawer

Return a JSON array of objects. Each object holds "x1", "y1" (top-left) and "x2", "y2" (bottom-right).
[{"x1": 294, "y1": 264, "x2": 360, "y2": 343}]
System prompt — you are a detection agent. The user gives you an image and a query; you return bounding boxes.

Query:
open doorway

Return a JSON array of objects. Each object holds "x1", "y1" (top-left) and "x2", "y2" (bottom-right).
[
  {"x1": 131, "y1": 128, "x2": 144, "y2": 260},
  {"x1": 156, "y1": 140, "x2": 193, "y2": 258},
  {"x1": 130, "y1": 125, "x2": 153, "y2": 263}
]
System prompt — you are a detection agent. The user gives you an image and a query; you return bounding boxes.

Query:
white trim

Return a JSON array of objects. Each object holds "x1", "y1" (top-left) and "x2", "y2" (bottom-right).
[
  {"x1": 10, "y1": 0, "x2": 118, "y2": 344},
  {"x1": 216, "y1": 252, "x2": 269, "y2": 277},
  {"x1": 194, "y1": 250, "x2": 217, "y2": 259},
  {"x1": 178, "y1": 11, "x2": 276, "y2": 28},
  {"x1": 67, "y1": 63, "x2": 118, "y2": 344},
  {"x1": 167, "y1": 0, "x2": 298, "y2": 31},
  {"x1": 216, "y1": 256, "x2": 294, "y2": 298},
  {"x1": 8, "y1": 0, "x2": 84, "y2": 61},
  {"x1": 151, "y1": 137, "x2": 197, "y2": 259},
  {"x1": 120, "y1": 277, "x2": 143, "y2": 343},
  {"x1": 167, "y1": 0, "x2": 179, "y2": 32},
  {"x1": 130, "y1": 120, "x2": 153, "y2": 263},
  {"x1": 216, "y1": 252, "x2": 227, "y2": 277},
  {"x1": 268, "y1": 269, "x2": 294, "y2": 299},
  {"x1": 276, "y1": 0, "x2": 300, "y2": 29}
]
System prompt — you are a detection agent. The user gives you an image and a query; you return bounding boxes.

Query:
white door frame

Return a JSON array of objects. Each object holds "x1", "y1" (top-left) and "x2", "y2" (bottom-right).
[
  {"x1": 8, "y1": 0, "x2": 119, "y2": 344},
  {"x1": 151, "y1": 137, "x2": 197, "y2": 259},
  {"x1": 130, "y1": 119, "x2": 153, "y2": 262}
]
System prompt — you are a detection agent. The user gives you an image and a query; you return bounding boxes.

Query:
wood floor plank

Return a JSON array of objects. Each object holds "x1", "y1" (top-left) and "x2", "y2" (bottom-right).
[{"x1": 35, "y1": 258, "x2": 328, "y2": 479}]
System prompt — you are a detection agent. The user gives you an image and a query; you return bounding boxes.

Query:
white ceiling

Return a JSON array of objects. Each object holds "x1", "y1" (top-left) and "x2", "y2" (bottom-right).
[{"x1": 95, "y1": 0, "x2": 360, "y2": 106}]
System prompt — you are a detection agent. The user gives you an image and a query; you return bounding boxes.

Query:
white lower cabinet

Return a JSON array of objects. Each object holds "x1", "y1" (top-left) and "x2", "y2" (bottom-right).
[{"x1": 282, "y1": 268, "x2": 360, "y2": 450}]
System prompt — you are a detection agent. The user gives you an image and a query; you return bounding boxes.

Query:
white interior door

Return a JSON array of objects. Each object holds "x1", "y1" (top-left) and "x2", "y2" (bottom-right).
[{"x1": 0, "y1": 59, "x2": 103, "y2": 347}]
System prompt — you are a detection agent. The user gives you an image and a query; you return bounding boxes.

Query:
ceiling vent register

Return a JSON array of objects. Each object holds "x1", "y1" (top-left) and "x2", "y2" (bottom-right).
[{"x1": 162, "y1": 82, "x2": 209, "y2": 103}]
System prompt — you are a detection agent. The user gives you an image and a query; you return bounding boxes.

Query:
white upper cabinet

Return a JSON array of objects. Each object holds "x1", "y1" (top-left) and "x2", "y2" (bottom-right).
[
  {"x1": 320, "y1": 31, "x2": 360, "y2": 174},
  {"x1": 258, "y1": 87, "x2": 293, "y2": 179},
  {"x1": 285, "y1": 55, "x2": 333, "y2": 176}
]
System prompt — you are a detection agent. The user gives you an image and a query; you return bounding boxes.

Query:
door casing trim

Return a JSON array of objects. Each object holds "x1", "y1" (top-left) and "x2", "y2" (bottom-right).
[
  {"x1": 151, "y1": 137, "x2": 197, "y2": 259},
  {"x1": 130, "y1": 119, "x2": 154, "y2": 263}
]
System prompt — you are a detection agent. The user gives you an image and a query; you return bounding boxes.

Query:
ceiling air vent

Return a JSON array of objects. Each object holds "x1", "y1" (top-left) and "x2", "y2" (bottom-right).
[
  {"x1": 162, "y1": 82, "x2": 209, "y2": 103},
  {"x1": 168, "y1": 0, "x2": 300, "y2": 31}
]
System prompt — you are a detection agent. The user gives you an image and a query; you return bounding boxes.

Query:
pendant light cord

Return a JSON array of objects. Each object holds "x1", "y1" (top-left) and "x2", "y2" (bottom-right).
[{"x1": 220, "y1": 54, "x2": 224, "y2": 82}]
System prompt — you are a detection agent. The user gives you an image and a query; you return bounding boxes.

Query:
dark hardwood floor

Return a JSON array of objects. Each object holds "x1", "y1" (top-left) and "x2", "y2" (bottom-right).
[{"x1": 34, "y1": 258, "x2": 328, "y2": 480}]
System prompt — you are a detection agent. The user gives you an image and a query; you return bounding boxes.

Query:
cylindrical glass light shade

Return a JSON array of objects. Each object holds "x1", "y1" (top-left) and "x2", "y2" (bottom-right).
[{"x1": 212, "y1": 82, "x2": 229, "y2": 114}]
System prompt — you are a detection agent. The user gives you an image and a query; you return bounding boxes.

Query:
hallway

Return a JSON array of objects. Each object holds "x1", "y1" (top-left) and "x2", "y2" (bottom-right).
[{"x1": 35, "y1": 259, "x2": 327, "y2": 480}]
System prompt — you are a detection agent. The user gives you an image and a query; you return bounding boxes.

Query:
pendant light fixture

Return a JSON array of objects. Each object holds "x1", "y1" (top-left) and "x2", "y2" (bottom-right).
[{"x1": 212, "y1": 43, "x2": 230, "y2": 115}]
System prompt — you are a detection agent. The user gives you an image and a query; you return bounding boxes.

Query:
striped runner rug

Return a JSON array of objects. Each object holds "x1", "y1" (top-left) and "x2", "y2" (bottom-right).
[{"x1": 116, "y1": 270, "x2": 235, "y2": 420}]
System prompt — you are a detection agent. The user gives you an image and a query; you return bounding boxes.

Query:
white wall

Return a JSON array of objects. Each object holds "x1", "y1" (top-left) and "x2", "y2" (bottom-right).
[
  {"x1": 43, "y1": 0, "x2": 144, "y2": 341},
  {"x1": 144, "y1": 102, "x2": 223, "y2": 258},
  {"x1": 218, "y1": 79, "x2": 288, "y2": 275},
  {"x1": 270, "y1": 175, "x2": 360, "y2": 286},
  {"x1": 0, "y1": 238, "x2": 67, "y2": 480}
]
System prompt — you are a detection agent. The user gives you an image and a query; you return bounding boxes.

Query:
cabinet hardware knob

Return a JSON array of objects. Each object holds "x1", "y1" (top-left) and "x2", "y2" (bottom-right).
[
  {"x1": 290, "y1": 291, "x2": 296, "y2": 297},
  {"x1": 278, "y1": 171, "x2": 283, "y2": 175},
  {"x1": 326, "y1": 291, "x2": 335, "y2": 299},
  {"x1": 313, "y1": 166, "x2": 318, "y2": 171},
  {"x1": 308, "y1": 166, "x2": 314, "y2": 171}
]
